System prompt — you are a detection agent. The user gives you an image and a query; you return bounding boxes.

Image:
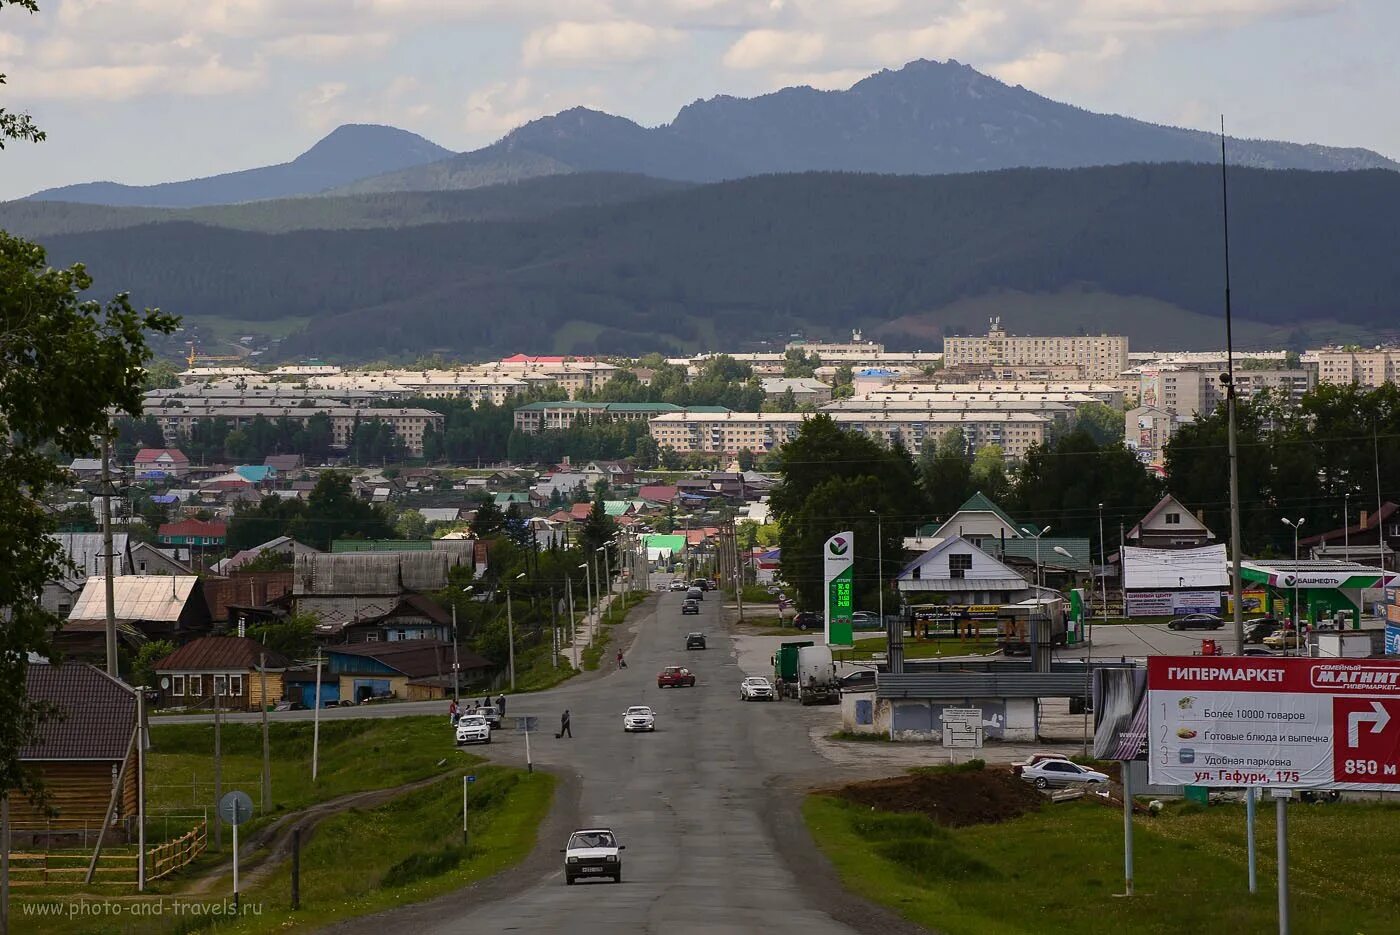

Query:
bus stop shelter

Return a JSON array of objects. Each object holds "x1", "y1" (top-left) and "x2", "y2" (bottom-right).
[{"x1": 1240, "y1": 560, "x2": 1393, "y2": 628}]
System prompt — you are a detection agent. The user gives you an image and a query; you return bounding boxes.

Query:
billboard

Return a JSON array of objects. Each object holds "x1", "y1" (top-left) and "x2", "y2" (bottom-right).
[
  {"x1": 823, "y1": 531, "x2": 854, "y2": 646},
  {"x1": 1093, "y1": 667, "x2": 1148, "y2": 761},
  {"x1": 1125, "y1": 590, "x2": 1222, "y2": 617},
  {"x1": 1147, "y1": 657, "x2": 1400, "y2": 790}
]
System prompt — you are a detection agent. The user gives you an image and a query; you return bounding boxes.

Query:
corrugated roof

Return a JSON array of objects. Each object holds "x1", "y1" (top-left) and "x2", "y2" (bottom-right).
[
  {"x1": 295, "y1": 551, "x2": 451, "y2": 595},
  {"x1": 994, "y1": 537, "x2": 1093, "y2": 571},
  {"x1": 21, "y1": 663, "x2": 136, "y2": 761},
  {"x1": 326, "y1": 639, "x2": 491, "y2": 678},
  {"x1": 68, "y1": 575, "x2": 199, "y2": 623},
  {"x1": 156, "y1": 636, "x2": 293, "y2": 671},
  {"x1": 51, "y1": 532, "x2": 130, "y2": 577}
]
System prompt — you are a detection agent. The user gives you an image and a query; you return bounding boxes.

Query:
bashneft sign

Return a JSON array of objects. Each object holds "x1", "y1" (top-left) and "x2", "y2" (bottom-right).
[
  {"x1": 1147, "y1": 657, "x2": 1400, "y2": 790},
  {"x1": 823, "y1": 531, "x2": 854, "y2": 646}
]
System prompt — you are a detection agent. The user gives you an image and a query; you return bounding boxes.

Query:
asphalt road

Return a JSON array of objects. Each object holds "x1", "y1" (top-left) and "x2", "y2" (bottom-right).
[{"x1": 329, "y1": 583, "x2": 898, "y2": 935}]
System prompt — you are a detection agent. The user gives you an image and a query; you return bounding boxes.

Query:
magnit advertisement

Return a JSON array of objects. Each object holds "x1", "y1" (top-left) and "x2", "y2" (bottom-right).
[{"x1": 1147, "y1": 657, "x2": 1400, "y2": 790}]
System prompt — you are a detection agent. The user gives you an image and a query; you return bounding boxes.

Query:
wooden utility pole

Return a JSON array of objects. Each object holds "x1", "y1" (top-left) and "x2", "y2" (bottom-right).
[
  {"x1": 260, "y1": 654, "x2": 271, "y2": 813},
  {"x1": 101, "y1": 429, "x2": 118, "y2": 676},
  {"x1": 213, "y1": 685, "x2": 223, "y2": 849}
]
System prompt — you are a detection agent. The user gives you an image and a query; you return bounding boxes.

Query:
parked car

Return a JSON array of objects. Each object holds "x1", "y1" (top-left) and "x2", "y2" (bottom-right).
[
  {"x1": 1244, "y1": 617, "x2": 1281, "y2": 643},
  {"x1": 686, "y1": 587, "x2": 704, "y2": 602},
  {"x1": 455, "y1": 714, "x2": 492, "y2": 745},
  {"x1": 1020, "y1": 760, "x2": 1110, "y2": 789},
  {"x1": 622, "y1": 706, "x2": 656, "y2": 732},
  {"x1": 1011, "y1": 752, "x2": 1073, "y2": 776},
  {"x1": 273, "y1": 701, "x2": 307, "y2": 712},
  {"x1": 474, "y1": 705, "x2": 502, "y2": 729},
  {"x1": 686, "y1": 632, "x2": 706, "y2": 650},
  {"x1": 1167, "y1": 613, "x2": 1225, "y2": 631},
  {"x1": 1242, "y1": 647, "x2": 1279, "y2": 656},
  {"x1": 657, "y1": 666, "x2": 697, "y2": 688},
  {"x1": 839, "y1": 668, "x2": 877, "y2": 691},
  {"x1": 562, "y1": 828, "x2": 625, "y2": 884},
  {"x1": 1264, "y1": 627, "x2": 1302, "y2": 650},
  {"x1": 792, "y1": 611, "x2": 823, "y2": 631},
  {"x1": 670, "y1": 579, "x2": 688, "y2": 592},
  {"x1": 740, "y1": 676, "x2": 775, "y2": 701},
  {"x1": 692, "y1": 579, "x2": 713, "y2": 591},
  {"x1": 850, "y1": 611, "x2": 882, "y2": 630},
  {"x1": 682, "y1": 599, "x2": 700, "y2": 615}
]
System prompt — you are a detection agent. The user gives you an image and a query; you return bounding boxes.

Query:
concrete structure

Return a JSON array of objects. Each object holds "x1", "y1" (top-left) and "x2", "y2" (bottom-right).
[
  {"x1": 1124, "y1": 405, "x2": 1181, "y2": 466},
  {"x1": 943, "y1": 318, "x2": 1129, "y2": 381},
  {"x1": 513, "y1": 401, "x2": 729, "y2": 434},
  {"x1": 1313, "y1": 346, "x2": 1400, "y2": 388},
  {"x1": 842, "y1": 686, "x2": 1038, "y2": 742},
  {"x1": 649, "y1": 411, "x2": 1047, "y2": 459},
  {"x1": 1137, "y1": 364, "x2": 1314, "y2": 417},
  {"x1": 758, "y1": 377, "x2": 833, "y2": 406}
]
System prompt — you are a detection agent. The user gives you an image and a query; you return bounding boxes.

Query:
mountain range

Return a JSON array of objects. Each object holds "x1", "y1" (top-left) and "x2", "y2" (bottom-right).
[
  {"x1": 22, "y1": 59, "x2": 1398, "y2": 207},
  {"x1": 32, "y1": 164, "x2": 1400, "y2": 358}
]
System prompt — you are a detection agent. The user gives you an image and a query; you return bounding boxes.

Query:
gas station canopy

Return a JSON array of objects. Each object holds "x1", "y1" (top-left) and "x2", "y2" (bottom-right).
[{"x1": 1240, "y1": 560, "x2": 1398, "y2": 626}]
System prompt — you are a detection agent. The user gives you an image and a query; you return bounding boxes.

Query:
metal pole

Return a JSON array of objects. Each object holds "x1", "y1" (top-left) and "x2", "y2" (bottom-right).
[
  {"x1": 1276, "y1": 795, "x2": 1290, "y2": 935},
  {"x1": 550, "y1": 585, "x2": 558, "y2": 668},
  {"x1": 1098, "y1": 503, "x2": 1108, "y2": 623},
  {"x1": 567, "y1": 575, "x2": 578, "y2": 669},
  {"x1": 1122, "y1": 763, "x2": 1134, "y2": 897},
  {"x1": 1246, "y1": 786, "x2": 1258, "y2": 894},
  {"x1": 1344, "y1": 492, "x2": 1350, "y2": 563},
  {"x1": 136, "y1": 686, "x2": 146, "y2": 892},
  {"x1": 506, "y1": 588, "x2": 516, "y2": 691},
  {"x1": 312, "y1": 652, "x2": 322, "y2": 782},
  {"x1": 260, "y1": 654, "x2": 270, "y2": 814},
  {"x1": 1221, "y1": 120, "x2": 1246, "y2": 656},
  {"x1": 232, "y1": 820, "x2": 240, "y2": 913},
  {"x1": 524, "y1": 721, "x2": 533, "y2": 773},
  {"x1": 452, "y1": 603, "x2": 461, "y2": 707},
  {"x1": 462, "y1": 775, "x2": 469, "y2": 845},
  {"x1": 876, "y1": 516, "x2": 884, "y2": 627},
  {"x1": 1, "y1": 795, "x2": 8, "y2": 935},
  {"x1": 291, "y1": 828, "x2": 300, "y2": 910},
  {"x1": 101, "y1": 430, "x2": 118, "y2": 677},
  {"x1": 213, "y1": 683, "x2": 222, "y2": 850}
]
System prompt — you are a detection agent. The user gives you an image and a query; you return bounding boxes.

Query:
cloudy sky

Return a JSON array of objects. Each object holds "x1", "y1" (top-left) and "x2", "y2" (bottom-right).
[{"x1": 1, "y1": 0, "x2": 1396, "y2": 199}]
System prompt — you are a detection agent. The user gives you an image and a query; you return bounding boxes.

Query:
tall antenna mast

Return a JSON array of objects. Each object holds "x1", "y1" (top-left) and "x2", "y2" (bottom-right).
[{"x1": 1221, "y1": 117, "x2": 1246, "y2": 655}]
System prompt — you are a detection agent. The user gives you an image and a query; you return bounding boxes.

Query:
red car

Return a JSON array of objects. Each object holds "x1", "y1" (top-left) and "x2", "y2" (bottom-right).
[{"x1": 657, "y1": 666, "x2": 696, "y2": 689}]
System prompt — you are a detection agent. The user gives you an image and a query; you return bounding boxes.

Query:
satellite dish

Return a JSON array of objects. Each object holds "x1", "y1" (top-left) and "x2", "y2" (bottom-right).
[{"x1": 160, "y1": 677, "x2": 170, "y2": 689}]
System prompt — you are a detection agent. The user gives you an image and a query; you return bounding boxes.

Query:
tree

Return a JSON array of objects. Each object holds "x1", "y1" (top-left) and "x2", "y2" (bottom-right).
[
  {"x1": 471, "y1": 499, "x2": 506, "y2": 538},
  {"x1": 737, "y1": 448, "x2": 755, "y2": 472},
  {"x1": 632, "y1": 434, "x2": 659, "y2": 469},
  {"x1": 919, "y1": 429, "x2": 973, "y2": 519},
  {"x1": 289, "y1": 472, "x2": 394, "y2": 550},
  {"x1": 1075, "y1": 402, "x2": 1125, "y2": 445},
  {"x1": 774, "y1": 387, "x2": 798, "y2": 412},
  {"x1": 1, "y1": 17, "x2": 180, "y2": 805},
  {"x1": 130, "y1": 640, "x2": 175, "y2": 689},
  {"x1": 395, "y1": 509, "x2": 429, "y2": 540},
  {"x1": 782, "y1": 349, "x2": 818, "y2": 377},
  {"x1": 970, "y1": 444, "x2": 1010, "y2": 505},
  {"x1": 1011, "y1": 428, "x2": 1163, "y2": 545},
  {"x1": 578, "y1": 490, "x2": 618, "y2": 559},
  {"x1": 248, "y1": 613, "x2": 318, "y2": 661}
]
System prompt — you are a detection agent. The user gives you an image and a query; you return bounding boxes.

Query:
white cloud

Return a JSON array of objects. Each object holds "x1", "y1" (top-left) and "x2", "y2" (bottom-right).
[
  {"x1": 723, "y1": 29, "x2": 825, "y2": 70},
  {"x1": 866, "y1": 7, "x2": 1008, "y2": 63},
  {"x1": 770, "y1": 67, "x2": 874, "y2": 91},
  {"x1": 521, "y1": 20, "x2": 685, "y2": 68},
  {"x1": 264, "y1": 32, "x2": 394, "y2": 62},
  {"x1": 0, "y1": 31, "x2": 24, "y2": 58}
]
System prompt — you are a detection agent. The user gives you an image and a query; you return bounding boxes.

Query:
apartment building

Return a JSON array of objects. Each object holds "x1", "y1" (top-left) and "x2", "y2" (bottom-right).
[
  {"x1": 942, "y1": 318, "x2": 1129, "y2": 381},
  {"x1": 649, "y1": 411, "x2": 1047, "y2": 459},
  {"x1": 513, "y1": 401, "x2": 730, "y2": 434},
  {"x1": 874, "y1": 381, "x2": 1128, "y2": 409},
  {"x1": 142, "y1": 402, "x2": 444, "y2": 456},
  {"x1": 1124, "y1": 405, "x2": 1181, "y2": 466},
  {"x1": 1313, "y1": 346, "x2": 1400, "y2": 388},
  {"x1": 1137, "y1": 365, "x2": 1315, "y2": 417}
]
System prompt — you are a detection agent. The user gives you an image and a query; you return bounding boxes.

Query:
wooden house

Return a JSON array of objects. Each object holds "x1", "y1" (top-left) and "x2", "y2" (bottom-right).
[{"x1": 152, "y1": 636, "x2": 293, "y2": 711}]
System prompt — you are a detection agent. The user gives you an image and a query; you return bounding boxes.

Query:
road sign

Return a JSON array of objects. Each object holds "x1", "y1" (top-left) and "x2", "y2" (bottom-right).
[
  {"x1": 1146, "y1": 656, "x2": 1400, "y2": 790},
  {"x1": 466, "y1": 775, "x2": 476, "y2": 784},
  {"x1": 823, "y1": 531, "x2": 854, "y2": 646},
  {"x1": 217, "y1": 790, "x2": 254, "y2": 826}
]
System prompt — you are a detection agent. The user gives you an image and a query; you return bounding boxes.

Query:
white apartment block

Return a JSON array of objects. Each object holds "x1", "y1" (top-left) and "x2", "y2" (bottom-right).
[
  {"x1": 142, "y1": 402, "x2": 444, "y2": 456},
  {"x1": 876, "y1": 381, "x2": 1127, "y2": 409},
  {"x1": 822, "y1": 393, "x2": 1086, "y2": 426},
  {"x1": 1313, "y1": 347, "x2": 1400, "y2": 388},
  {"x1": 942, "y1": 318, "x2": 1129, "y2": 381},
  {"x1": 649, "y1": 411, "x2": 1047, "y2": 459},
  {"x1": 1137, "y1": 365, "x2": 1315, "y2": 417}
]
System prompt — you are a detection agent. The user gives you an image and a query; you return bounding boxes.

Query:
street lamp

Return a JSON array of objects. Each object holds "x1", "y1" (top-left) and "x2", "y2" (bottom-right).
[
  {"x1": 451, "y1": 585, "x2": 473, "y2": 708},
  {"x1": 1282, "y1": 518, "x2": 1305, "y2": 654},
  {"x1": 1022, "y1": 525, "x2": 1052, "y2": 589},
  {"x1": 869, "y1": 509, "x2": 884, "y2": 628},
  {"x1": 578, "y1": 562, "x2": 593, "y2": 650},
  {"x1": 597, "y1": 544, "x2": 611, "y2": 624}
]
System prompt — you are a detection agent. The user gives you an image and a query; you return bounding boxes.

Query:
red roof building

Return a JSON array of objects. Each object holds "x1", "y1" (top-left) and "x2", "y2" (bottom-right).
[{"x1": 158, "y1": 519, "x2": 227, "y2": 547}]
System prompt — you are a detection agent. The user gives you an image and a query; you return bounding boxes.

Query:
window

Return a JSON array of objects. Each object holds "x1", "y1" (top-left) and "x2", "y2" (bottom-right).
[
  {"x1": 1165, "y1": 513, "x2": 1181, "y2": 525},
  {"x1": 172, "y1": 675, "x2": 185, "y2": 696},
  {"x1": 230, "y1": 674, "x2": 243, "y2": 696},
  {"x1": 189, "y1": 675, "x2": 201, "y2": 696},
  {"x1": 213, "y1": 675, "x2": 227, "y2": 697},
  {"x1": 949, "y1": 553, "x2": 973, "y2": 579}
]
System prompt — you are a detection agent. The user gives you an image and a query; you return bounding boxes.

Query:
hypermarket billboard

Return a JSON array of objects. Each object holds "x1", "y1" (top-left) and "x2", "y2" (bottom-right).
[{"x1": 1147, "y1": 657, "x2": 1400, "y2": 790}]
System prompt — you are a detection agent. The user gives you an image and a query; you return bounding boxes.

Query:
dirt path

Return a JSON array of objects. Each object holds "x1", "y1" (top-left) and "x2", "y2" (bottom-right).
[{"x1": 183, "y1": 771, "x2": 456, "y2": 896}]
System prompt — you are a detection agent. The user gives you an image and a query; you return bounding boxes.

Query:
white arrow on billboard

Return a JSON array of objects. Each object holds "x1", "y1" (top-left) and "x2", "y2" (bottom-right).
[{"x1": 1348, "y1": 701, "x2": 1391, "y2": 747}]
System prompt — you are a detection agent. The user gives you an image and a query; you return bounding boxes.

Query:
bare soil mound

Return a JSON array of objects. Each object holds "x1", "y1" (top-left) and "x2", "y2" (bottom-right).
[{"x1": 831, "y1": 766, "x2": 1043, "y2": 828}]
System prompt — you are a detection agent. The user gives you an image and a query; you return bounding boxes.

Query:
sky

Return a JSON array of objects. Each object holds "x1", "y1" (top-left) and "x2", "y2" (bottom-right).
[{"x1": 1, "y1": 0, "x2": 1398, "y2": 200}]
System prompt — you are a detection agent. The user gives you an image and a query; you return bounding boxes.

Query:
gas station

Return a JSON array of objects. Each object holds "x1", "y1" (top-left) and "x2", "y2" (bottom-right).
[{"x1": 1239, "y1": 559, "x2": 1394, "y2": 629}]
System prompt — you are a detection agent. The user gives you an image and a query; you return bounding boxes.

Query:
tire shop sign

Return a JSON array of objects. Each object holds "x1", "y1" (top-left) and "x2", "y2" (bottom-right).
[{"x1": 1147, "y1": 656, "x2": 1400, "y2": 790}]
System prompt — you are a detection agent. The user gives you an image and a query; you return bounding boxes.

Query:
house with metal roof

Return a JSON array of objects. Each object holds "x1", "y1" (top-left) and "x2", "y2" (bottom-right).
[
  {"x1": 157, "y1": 519, "x2": 227, "y2": 548},
  {"x1": 153, "y1": 636, "x2": 293, "y2": 711},
  {"x1": 895, "y1": 536, "x2": 1033, "y2": 605},
  {"x1": 1125, "y1": 494, "x2": 1216, "y2": 550},
  {"x1": 64, "y1": 575, "x2": 213, "y2": 648},
  {"x1": 291, "y1": 639, "x2": 492, "y2": 705},
  {"x1": 929, "y1": 492, "x2": 1025, "y2": 547}
]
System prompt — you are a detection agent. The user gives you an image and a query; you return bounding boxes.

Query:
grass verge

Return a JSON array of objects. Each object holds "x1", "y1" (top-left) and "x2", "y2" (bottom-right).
[
  {"x1": 846, "y1": 635, "x2": 998, "y2": 660},
  {"x1": 804, "y1": 792, "x2": 1400, "y2": 934},
  {"x1": 582, "y1": 591, "x2": 648, "y2": 671},
  {"x1": 510, "y1": 640, "x2": 577, "y2": 693}
]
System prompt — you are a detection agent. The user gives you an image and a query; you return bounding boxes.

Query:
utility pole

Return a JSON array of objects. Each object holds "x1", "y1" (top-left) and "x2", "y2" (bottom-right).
[
  {"x1": 507, "y1": 574, "x2": 521, "y2": 691},
  {"x1": 136, "y1": 686, "x2": 146, "y2": 892},
  {"x1": 1220, "y1": 119, "x2": 1246, "y2": 655},
  {"x1": 549, "y1": 585, "x2": 558, "y2": 668},
  {"x1": 1098, "y1": 503, "x2": 1108, "y2": 622},
  {"x1": 311, "y1": 650, "x2": 322, "y2": 782},
  {"x1": 259, "y1": 654, "x2": 271, "y2": 814},
  {"x1": 101, "y1": 429, "x2": 118, "y2": 677},
  {"x1": 213, "y1": 684, "x2": 223, "y2": 849},
  {"x1": 451, "y1": 604, "x2": 461, "y2": 707},
  {"x1": 1, "y1": 794, "x2": 9, "y2": 935},
  {"x1": 567, "y1": 574, "x2": 578, "y2": 669}
]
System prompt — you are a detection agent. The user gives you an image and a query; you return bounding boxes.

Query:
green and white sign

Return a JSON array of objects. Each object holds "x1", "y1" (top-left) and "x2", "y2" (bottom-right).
[{"x1": 824, "y1": 531, "x2": 854, "y2": 646}]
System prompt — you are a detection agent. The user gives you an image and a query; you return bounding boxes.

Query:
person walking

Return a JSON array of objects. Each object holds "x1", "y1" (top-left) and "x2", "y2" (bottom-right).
[
  {"x1": 448, "y1": 699, "x2": 459, "y2": 725},
  {"x1": 557, "y1": 709, "x2": 572, "y2": 739},
  {"x1": 497, "y1": 693, "x2": 507, "y2": 716},
  {"x1": 616, "y1": 650, "x2": 627, "y2": 668}
]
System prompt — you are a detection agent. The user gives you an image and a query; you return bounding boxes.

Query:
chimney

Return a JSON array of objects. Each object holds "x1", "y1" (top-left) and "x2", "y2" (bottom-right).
[
  {"x1": 1360, "y1": 510, "x2": 1369, "y2": 529},
  {"x1": 1196, "y1": 509, "x2": 1205, "y2": 524}
]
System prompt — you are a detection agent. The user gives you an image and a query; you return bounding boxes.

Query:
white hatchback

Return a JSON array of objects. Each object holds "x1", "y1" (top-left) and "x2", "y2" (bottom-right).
[{"x1": 623, "y1": 705, "x2": 656, "y2": 732}]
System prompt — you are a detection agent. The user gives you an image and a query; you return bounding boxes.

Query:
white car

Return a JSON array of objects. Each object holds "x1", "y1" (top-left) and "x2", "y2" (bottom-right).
[
  {"x1": 1020, "y1": 759, "x2": 1109, "y2": 789},
  {"x1": 563, "y1": 828, "x2": 625, "y2": 884},
  {"x1": 623, "y1": 705, "x2": 656, "y2": 732},
  {"x1": 455, "y1": 714, "x2": 491, "y2": 746},
  {"x1": 739, "y1": 676, "x2": 776, "y2": 701}
]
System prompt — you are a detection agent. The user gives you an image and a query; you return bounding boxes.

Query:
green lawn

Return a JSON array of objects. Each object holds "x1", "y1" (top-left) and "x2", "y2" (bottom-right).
[
  {"x1": 510, "y1": 639, "x2": 577, "y2": 693},
  {"x1": 847, "y1": 635, "x2": 998, "y2": 660},
  {"x1": 805, "y1": 793, "x2": 1400, "y2": 934}
]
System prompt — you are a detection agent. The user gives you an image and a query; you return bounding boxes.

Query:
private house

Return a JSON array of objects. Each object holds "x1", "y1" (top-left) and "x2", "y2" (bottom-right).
[
  {"x1": 13, "y1": 662, "x2": 138, "y2": 842},
  {"x1": 213, "y1": 535, "x2": 317, "y2": 574},
  {"x1": 533, "y1": 472, "x2": 591, "y2": 503},
  {"x1": 203, "y1": 571, "x2": 295, "y2": 628},
  {"x1": 233, "y1": 465, "x2": 276, "y2": 486},
  {"x1": 1299, "y1": 502, "x2": 1400, "y2": 569},
  {"x1": 895, "y1": 536, "x2": 1033, "y2": 606},
  {"x1": 127, "y1": 541, "x2": 193, "y2": 576},
  {"x1": 42, "y1": 532, "x2": 131, "y2": 618},
  {"x1": 63, "y1": 575, "x2": 213, "y2": 648},
  {"x1": 638, "y1": 485, "x2": 679, "y2": 505},
  {"x1": 293, "y1": 550, "x2": 457, "y2": 640},
  {"x1": 1125, "y1": 495, "x2": 1216, "y2": 550},
  {"x1": 418, "y1": 507, "x2": 466, "y2": 525},
  {"x1": 263, "y1": 454, "x2": 304, "y2": 473},
  {"x1": 582, "y1": 460, "x2": 636, "y2": 486},
  {"x1": 340, "y1": 594, "x2": 453, "y2": 644},
  {"x1": 67, "y1": 457, "x2": 106, "y2": 481},
  {"x1": 493, "y1": 491, "x2": 531, "y2": 510},
  {"x1": 152, "y1": 636, "x2": 293, "y2": 711},
  {"x1": 287, "y1": 640, "x2": 492, "y2": 706},
  {"x1": 133, "y1": 448, "x2": 190, "y2": 479},
  {"x1": 929, "y1": 492, "x2": 1025, "y2": 547},
  {"x1": 157, "y1": 519, "x2": 227, "y2": 548}
]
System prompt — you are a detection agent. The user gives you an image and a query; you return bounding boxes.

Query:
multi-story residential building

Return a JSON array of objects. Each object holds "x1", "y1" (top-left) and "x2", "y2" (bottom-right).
[
  {"x1": 513, "y1": 401, "x2": 730, "y2": 434},
  {"x1": 822, "y1": 391, "x2": 1094, "y2": 427},
  {"x1": 1124, "y1": 405, "x2": 1181, "y2": 466},
  {"x1": 942, "y1": 318, "x2": 1129, "y2": 381},
  {"x1": 649, "y1": 411, "x2": 1047, "y2": 459},
  {"x1": 1313, "y1": 346, "x2": 1400, "y2": 388},
  {"x1": 759, "y1": 377, "x2": 833, "y2": 406},
  {"x1": 873, "y1": 381, "x2": 1128, "y2": 409},
  {"x1": 142, "y1": 402, "x2": 444, "y2": 456},
  {"x1": 1137, "y1": 365, "x2": 1316, "y2": 417}
]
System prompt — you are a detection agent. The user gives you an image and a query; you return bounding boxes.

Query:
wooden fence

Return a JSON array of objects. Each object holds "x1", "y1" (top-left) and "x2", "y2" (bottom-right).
[
  {"x1": 7, "y1": 820, "x2": 207, "y2": 888},
  {"x1": 146, "y1": 820, "x2": 207, "y2": 882}
]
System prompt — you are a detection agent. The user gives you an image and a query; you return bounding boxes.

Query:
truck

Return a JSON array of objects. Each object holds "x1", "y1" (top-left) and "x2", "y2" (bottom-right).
[
  {"x1": 795, "y1": 644, "x2": 840, "y2": 706},
  {"x1": 772, "y1": 640, "x2": 813, "y2": 700},
  {"x1": 996, "y1": 598, "x2": 1067, "y2": 655}
]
